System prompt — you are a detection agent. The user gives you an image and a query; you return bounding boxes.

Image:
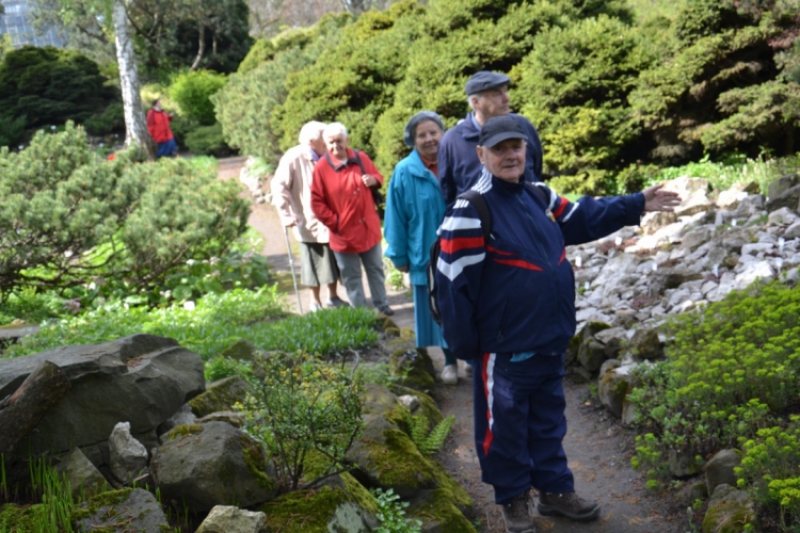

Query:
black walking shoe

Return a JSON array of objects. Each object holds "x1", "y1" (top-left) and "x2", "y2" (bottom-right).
[
  {"x1": 377, "y1": 305, "x2": 394, "y2": 316},
  {"x1": 537, "y1": 491, "x2": 600, "y2": 521},
  {"x1": 500, "y1": 490, "x2": 536, "y2": 533}
]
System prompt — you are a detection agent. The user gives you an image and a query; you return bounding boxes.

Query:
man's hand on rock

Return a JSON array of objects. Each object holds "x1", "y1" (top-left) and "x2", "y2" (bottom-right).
[{"x1": 642, "y1": 183, "x2": 681, "y2": 212}]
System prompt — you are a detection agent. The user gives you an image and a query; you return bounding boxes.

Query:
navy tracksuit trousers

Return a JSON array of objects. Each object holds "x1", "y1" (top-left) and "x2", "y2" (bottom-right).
[{"x1": 473, "y1": 351, "x2": 575, "y2": 504}]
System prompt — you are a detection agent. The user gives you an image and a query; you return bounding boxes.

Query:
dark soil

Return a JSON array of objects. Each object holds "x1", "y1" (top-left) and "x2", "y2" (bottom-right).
[{"x1": 221, "y1": 157, "x2": 689, "y2": 533}]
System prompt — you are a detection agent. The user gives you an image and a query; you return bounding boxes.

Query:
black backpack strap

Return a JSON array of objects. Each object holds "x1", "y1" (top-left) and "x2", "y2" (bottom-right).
[
  {"x1": 525, "y1": 181, "x2": 550, "y2": 207},
  {"x1": 458, "y1": 190, "x2": 492, "y2": 240},
  {"x1": 352, "y1": 149, "x2": 367, "y2": 176}
]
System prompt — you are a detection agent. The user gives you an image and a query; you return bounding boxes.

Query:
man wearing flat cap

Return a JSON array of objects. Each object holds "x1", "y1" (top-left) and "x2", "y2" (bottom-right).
[
  {"x1": 434, "y1": 115, "x2": 680, "y2": 533},
  {"x1": 438, "y1": 71, "x2": 543, "y2": 205}
]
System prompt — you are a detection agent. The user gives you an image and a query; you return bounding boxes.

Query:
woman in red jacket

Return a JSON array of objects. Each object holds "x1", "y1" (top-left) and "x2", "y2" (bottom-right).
[
  {"x1": 310, "y1": 122, "x2": 393, "y2": 315},
  {"x1": 146, "y1": 99, "x2": 178, "y2": 158}
]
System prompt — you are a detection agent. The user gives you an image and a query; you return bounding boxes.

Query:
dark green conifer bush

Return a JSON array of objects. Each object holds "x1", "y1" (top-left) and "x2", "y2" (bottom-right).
[
  {"x1": 275, "y1": 1, "x2": 426, "y2": 159},
  {"x1": 213, "y1": 14, "x2": 350, "y2": 163},
  {"x1": 0, "y1": 46, "x2": 118, "y2": 137},
  {"x1": 512, "y1": 15, "x2": 653, "y2": 194},
  {"x1": 629, "y1": 0, "x2": 800, "y2": 163}
]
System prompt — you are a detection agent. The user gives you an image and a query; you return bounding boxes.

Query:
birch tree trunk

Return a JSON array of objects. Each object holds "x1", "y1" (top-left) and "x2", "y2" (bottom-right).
[{"x1": 113, "y1": 0, "x2": 155, "y2": 159}]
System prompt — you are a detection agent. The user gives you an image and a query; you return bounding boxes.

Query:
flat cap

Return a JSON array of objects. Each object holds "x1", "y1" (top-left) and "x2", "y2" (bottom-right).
[
  {"x1": 478, "y1": 115, "x2": 526, "y2": 148},
  {"x1": 465, "y1": 71, "x2": 510, "y2": 96}
]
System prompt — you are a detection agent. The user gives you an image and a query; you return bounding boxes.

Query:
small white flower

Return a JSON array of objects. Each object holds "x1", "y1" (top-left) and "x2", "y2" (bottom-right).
[
  {"x1": 64, "y1": 250, "x2": 74, "y2": 258},
  {"x1": 186, "y1": 259, "x2": 195, "y2": 266},
  {"x1": 98, "y1": 142, "x2": 105, "y2": 148},
  {"x1": 183, "y1": 301, "x2": 196, "y2": 311},
  {"x1": 50, "y1": 125, "x2": 56, "y2": 131}
]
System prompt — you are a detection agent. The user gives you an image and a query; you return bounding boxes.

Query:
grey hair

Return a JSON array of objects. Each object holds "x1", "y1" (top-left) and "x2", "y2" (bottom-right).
[
  {"x1": 323, "y1": 122, "x2": 348, "y2": 139},
  {"x1": 467, "y1": 94, "x2": 480, "y2": 110},
  {"x1": 298, "y1": 121, "x2": 327, "y2": 145}
]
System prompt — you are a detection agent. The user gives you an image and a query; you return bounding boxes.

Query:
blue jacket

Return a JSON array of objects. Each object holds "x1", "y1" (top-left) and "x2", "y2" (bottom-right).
[
  {"x1": 435, "y1": 171, "x2": 644, "y2": 360},
  {"x1": 438, "y1": 112, "x2": 543, "y2": 205},
  {"x1": 384, "y1": 149, "x2": 447, "y2": 286}
]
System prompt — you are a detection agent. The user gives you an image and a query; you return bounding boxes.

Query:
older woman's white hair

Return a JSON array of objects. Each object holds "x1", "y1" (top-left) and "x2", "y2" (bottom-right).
[
  {"x1": 323, "y1": 122, "x2": 348, "y2": 139},
  {"x1": 298, "y1": 121, "x2": 327, "y2": 145}
]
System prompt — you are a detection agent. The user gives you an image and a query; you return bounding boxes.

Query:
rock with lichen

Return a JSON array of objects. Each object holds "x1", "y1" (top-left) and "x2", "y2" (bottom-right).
[
  {"x1": 73, "y1": 488, "x2": 169, "y2": 533},
  {"x1": 188, "y1": 376, "x2": 251, "y2": 418},
  {"x1": 150, "y1": 421, "x2": 277, "y2": 512},
  {"x1": 258, "y1": 473, "x2": 378, "y2": 533}
]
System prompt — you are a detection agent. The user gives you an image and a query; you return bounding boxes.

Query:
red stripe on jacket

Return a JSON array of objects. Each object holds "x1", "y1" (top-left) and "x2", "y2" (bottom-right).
[
  {"x1": 553, "y1": 197, "x2": 568, "y2": 218},
  {"x1": 492, "y1": 258, "x2": 543, "y2": 271},
  {"x1": 441, "y1": 236, "x2": 484, "y2": 255}
]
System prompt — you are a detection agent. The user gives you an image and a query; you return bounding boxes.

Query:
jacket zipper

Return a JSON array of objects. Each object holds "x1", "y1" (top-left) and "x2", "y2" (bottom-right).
[{"x1": 514, "y1": 191, "x2": 562, "y2": 310}]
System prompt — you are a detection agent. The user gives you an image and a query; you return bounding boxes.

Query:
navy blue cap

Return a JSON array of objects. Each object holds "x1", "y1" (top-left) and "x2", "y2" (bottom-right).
[
  {"x1": 465, "y1": 71, "x2": 510, "y2": 96},
  {"x1": 478, "y1": 115, "x2": 526, "y2": 148}
]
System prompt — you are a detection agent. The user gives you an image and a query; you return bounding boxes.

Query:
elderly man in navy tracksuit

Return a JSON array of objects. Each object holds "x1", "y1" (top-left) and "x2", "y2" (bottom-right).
[
  {"x1": 434, "y1": 116, "x2": 680, "y2": 533},
  {"x1": 438, "y1": 71, "x2": 543, "y2": 205}
]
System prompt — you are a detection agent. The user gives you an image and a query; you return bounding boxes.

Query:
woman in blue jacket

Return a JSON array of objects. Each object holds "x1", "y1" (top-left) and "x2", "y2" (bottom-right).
[{"x1": 384, "y1": 112, "x2": 460, "y2": 385}]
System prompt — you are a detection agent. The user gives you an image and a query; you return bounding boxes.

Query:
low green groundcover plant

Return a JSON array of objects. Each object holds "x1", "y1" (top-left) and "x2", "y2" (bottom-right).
[
  {"x1": 372, "y1": 488, "x2": 422, "y2": 533},
  {"x1": 629, "y1": 281, "x2": 800, "y2": 528},
  {"x1": 2, "y1": 287, "x2": 380, "y2": 366},
  {"x1": 737, "y1": 419, "x2": 800, "y2": 531}
]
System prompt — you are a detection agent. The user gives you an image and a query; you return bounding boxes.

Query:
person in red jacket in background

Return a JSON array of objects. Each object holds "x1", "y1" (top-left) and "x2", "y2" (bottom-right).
[{"x1": 146, "y1": 98, "x2": 178, "y2": 158}]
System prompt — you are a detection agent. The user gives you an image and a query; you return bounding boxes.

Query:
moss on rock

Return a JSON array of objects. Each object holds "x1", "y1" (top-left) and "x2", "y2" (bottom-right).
[
  {"x1": 167, "y1": 423, "x2": 204, "y2": 440},
  {"x1": 259, "y1": 483, "x2": 371, "y2": 533},
  {"x1": 408, "y1": 488, "x2": 477, "y2": 533},
  {"x1": 239, "y1": 433, "x2": 277, "y2": 493},
  {"x1": 188, "y1": 376, "x2": 251, "y2": 417}
]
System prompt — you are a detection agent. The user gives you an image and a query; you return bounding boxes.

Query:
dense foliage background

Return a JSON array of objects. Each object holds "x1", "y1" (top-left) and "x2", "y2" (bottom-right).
[{"x1": 215, "y1": 0, "x2": 800, "y2": 194}]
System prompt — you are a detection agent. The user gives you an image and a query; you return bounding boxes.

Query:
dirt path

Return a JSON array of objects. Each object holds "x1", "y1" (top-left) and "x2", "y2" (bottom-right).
[{"x1": 218, "y1": 157, "x2": 685, "y2": 533}]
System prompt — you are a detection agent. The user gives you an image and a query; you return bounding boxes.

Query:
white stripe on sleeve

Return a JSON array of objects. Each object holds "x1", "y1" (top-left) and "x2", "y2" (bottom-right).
[
  {"x1": 440, "y1": 215, "x2": 482, "y2": 232},
  {"x1": 437, "y1": 253, "x2": 485, "y2": 282}
]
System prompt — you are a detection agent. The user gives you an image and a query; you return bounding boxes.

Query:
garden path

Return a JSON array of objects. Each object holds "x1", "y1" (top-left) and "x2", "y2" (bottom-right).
[{"x1": 217, "y1": 157, "x2": 686, "y2": 533}]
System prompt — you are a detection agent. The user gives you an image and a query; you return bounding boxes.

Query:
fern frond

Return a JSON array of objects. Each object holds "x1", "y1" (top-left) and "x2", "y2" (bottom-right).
[{"x1": 419, "y1": 415, "x2": 455, "y2": 456}]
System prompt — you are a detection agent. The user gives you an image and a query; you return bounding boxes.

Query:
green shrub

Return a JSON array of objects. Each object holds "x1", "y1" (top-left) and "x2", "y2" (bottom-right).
[
  {"x1": 0, "y1": 114, "x2": 26, "y2": 148},
  {"x1": 184, "y1": 122, "x2": 232, "y2": 157},
  {"x1": 629, "y1": 281, "x2": 800, "y2": 482},
  {"x1": 0, "y1": 46, "x2": 118, "y2": 130},
  {"x1": 0, "y1": 123, "x2": 249, "y2": 299},
  {"x1": 737, "y1": 420, "x2": 800, "y2": 530},
  {"x1": 512, "y1": 15, "x2": 654, "y2": 195},
  {"x1": 213, "y1": 14, "x2": 349, "y2": 163},
  {"x1": 240, "y1": 352, "x2": 364, "y2": 492},
  {"x1": 82, "y1": 103, "x2": 124, "y2": 137},
  {"x1": 169, "y1": 69, "x2": 228, "y2": 125},
  {"x1": 372, "y1": 0, "x2": 635, "y2": 178},
  {"x1": 276, "y1": 1, "x2": 426, "y2": 160}
]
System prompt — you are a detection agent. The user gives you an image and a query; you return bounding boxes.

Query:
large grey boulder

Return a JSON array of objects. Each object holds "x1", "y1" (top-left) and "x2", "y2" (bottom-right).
[
  {"x1": 195, "y1": 505, "x2": 267, "y2": 533},
  {"x1": 75, "y1": 488, "x2": 169, "y2": 533},
  {"x1": 150, "y1": 421, "x2": 277, "y2": 512},
  {"x1": 188, "y1": 376, "x2": 251, "y2": 418},
  {"x1": 0, "y1": 334, "x2": 205, "y2": 457}
]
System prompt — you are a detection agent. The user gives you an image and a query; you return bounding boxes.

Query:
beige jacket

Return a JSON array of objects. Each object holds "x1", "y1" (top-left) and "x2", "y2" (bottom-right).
[{"x1": 270, "y1": 144, "x2": 329, "y2": 243}]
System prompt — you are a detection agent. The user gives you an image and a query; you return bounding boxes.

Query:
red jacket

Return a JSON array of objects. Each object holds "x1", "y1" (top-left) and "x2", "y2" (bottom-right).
[
  {"x1": 311, "y1": 148, "x2": 383, "y2": 254},
  {"x1": 146, "y1": 108, "x2": 174, "y2": 143}
]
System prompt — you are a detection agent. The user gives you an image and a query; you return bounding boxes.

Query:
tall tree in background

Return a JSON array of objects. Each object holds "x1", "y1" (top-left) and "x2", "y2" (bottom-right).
[
  {"x1": 30, "y1": 0, "x2": 251, "y2": 75},
  {"x1": 112, "y1": 0, "x2": 154, "y2": 156}
]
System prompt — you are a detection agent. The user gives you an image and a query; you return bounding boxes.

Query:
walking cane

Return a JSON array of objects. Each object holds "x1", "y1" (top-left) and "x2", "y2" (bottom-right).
[{"x1": 283, "y1": 227, "x2": 303, "y2": 313}]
